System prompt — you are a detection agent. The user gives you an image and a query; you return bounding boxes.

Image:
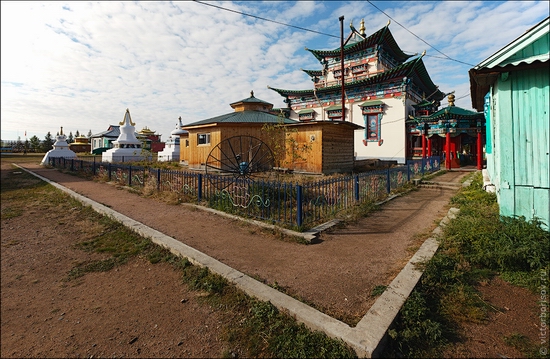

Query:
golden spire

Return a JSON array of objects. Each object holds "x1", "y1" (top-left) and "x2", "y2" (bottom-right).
[
  {"x1": 360, "y1": 19, "x2": 365, "y2": 36},
  {"x1": 250, "y1": 90, "x2": 254, "y2": 97},
  {"x1": 60, "y1": 126, "x2": 63, "y2": 135},
  {"x1": 448, "y1": 93, "x2": 456, "y2": 106}
]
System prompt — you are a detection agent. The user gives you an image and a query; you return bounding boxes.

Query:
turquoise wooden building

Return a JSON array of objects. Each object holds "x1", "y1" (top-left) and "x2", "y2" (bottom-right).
[{"x1": 469, "y1": 16, "x2": 549, "y2": 229}]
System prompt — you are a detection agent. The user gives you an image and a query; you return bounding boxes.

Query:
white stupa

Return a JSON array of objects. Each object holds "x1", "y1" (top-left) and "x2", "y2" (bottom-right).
[
  {"x1": 158, "y1": 116, "x2": 188, "y2": 162},
  {"x1": 102, "y1": 108, "x2": 147, "y2": 163},
  {"x1": 40, "y1": 127, "x2": 77, "y2": 165}
]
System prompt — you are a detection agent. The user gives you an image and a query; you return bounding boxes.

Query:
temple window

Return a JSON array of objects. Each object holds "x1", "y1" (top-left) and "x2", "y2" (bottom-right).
[
  {"x1": 298, "y1": 109, "x2": 315, "y2": 121},
  {"x1": 325, "y1": 105, "x2": 346, "y2": 121},
  {"x1": 360, "y1": 100, "x2": 385, "y2": 145},
  {"x1": 197, "y1": 133, "x2": 211, "y2": 145}
]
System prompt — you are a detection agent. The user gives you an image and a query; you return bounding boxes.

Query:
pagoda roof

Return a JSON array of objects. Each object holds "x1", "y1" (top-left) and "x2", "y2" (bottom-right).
[
  {"x1": 230, "y1": 91, "x2": 273, "y2": 109},
  {"x1": 305, "y1": 23, "x2": 413, "y2": 64},
  {"x1": 408, "y1": 105, "x2": 484, "y2": 123},
  {"x1": 183, "y1": 111, "x2": 297, "y2": 128},
  {"x1": 269, "y1": 55, "x2": 444, "y2": 101},
  {"x1": 302, "y1": 69, "x2": 323, "y2": 77}
]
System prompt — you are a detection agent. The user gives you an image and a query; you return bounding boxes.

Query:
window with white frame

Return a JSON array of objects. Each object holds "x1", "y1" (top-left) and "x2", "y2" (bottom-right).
[{"x1": 197, "y1": 133, "x2": 210, "y2": 145}]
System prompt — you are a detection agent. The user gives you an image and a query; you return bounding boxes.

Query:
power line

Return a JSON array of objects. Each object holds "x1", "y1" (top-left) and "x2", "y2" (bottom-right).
[
  {"x1": 192, "y1": 0, "x2": 339, "y2": 38},
  {"x1": 194, "y1": 0, "x2": 475, "y2": 66},
  {"x1": 366, "y1": 1, "x2": 475, "y2": 67}
]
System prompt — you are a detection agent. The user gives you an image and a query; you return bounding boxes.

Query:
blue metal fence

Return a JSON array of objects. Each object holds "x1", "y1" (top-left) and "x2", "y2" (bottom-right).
[{"x1": 48, "y1": 156, "x2": 440, "y2": 230}]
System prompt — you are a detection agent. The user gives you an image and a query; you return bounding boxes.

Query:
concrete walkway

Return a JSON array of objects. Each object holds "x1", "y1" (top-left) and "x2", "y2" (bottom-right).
[{"x1": 15, "y1": 164, "x2": 471, "y2": 357}]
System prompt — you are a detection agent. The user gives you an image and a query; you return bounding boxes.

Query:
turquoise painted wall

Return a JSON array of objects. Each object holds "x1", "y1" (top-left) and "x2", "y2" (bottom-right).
[{"x1": 491, "y1": 66, "x2": 550, "y2": 229}]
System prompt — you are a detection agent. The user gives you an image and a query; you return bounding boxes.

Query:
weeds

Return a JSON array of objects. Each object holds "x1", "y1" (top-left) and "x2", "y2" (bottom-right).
[{"x1": 385, "y1": 171, "x2": 549, "y2": 358}]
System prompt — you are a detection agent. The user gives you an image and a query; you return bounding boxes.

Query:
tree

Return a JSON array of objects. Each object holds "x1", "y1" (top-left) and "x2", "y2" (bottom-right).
[
  {"x1": 67, "y1": 131, "x2": 74, "y2": 144},
  {"x1": 29, "y1": 135, "x2": 41, "y2": 152},
  {"x1": 42, "y1": 132, "x2": 54, "y2": 152},
  {"x1": 13, "y1": 137, "x2": 24, "y2": 153},
  {"x1": 261, "y1": 111, "x2": 311, "y2": 169},
  {"x1": 75, "y1": 130, "x2": 80, "y2": 138},
  {"x1": 87, "y1": 129, "x2": 92, "y2": 138}
]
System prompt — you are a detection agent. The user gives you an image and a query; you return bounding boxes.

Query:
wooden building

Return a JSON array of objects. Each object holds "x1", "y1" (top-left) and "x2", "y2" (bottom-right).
[
  {"x1": 469, "y1": 16, "x2": 549, "y2": 229},
  {"x1": 268, "y1": 19, "x2": 444, "y2": 164},
  {"x1": 181, "y1": 92, "x2": 362, "y2": 174}
]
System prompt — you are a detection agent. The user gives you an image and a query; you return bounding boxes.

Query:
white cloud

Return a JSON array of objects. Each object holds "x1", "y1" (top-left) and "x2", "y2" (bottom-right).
[{"x1": 1, "y1": 1, "x2": 547, "y2": 141}]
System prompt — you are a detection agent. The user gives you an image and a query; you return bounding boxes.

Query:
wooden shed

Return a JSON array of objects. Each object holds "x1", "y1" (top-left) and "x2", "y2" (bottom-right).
[
  {"x1": 469, "y1": 16, "x2": 549, "y2": 229},
  {"x1": 285, "y1": 121, "x2": 363, "y2": 174},
  {"x1": 180, "y1": 92, "x2": 296, "y2": 170},
  {"x1": 181, "y1": 92, "x2": 362, "y2": 175}
]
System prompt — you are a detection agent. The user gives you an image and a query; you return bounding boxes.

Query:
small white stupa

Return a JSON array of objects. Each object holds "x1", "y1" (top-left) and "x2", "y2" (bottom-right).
[
  {"x1": 40, "y1": 126, "x2": 77, "y2": 165},
  {"x1": 102, "y1": 108, "x2": 147, "y2": 163},
  {"x1": 158, "y1": 116, "x2": 187, "y2": 162}
]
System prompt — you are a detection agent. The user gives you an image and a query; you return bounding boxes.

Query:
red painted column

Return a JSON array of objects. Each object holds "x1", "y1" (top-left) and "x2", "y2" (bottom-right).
[
  {"x1": 445, "y1": 131, "x2": 451, "y2": 170},
  {"x1": 427, "y1": 137, "x2": 432, "y2": 158},
  {"x1": 421, "y1": 133, "x2": 427, "y2": 159},
  {"x1": 477, "y1": 130, "x2": 482, "y2": 170}
]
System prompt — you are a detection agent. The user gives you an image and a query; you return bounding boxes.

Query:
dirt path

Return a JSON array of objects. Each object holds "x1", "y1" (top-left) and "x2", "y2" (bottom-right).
[
  {"x1": 13, "y1": 163, "x2": 467, "y2": 325},
  {"x1": 3, "y1": 158, "x2": 544, "y2": 358}
]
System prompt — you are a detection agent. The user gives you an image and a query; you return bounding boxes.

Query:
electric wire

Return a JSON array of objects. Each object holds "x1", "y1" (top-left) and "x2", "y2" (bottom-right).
[
  {"x1": 192, "y1": 0, "x2": 339, "y2": 38},
  {"x1": 366, "y1": 1, "x2": 475, "y2": 67},
  {"x1": 194, "y1": 0, "x2": 475, "y2": 67}
]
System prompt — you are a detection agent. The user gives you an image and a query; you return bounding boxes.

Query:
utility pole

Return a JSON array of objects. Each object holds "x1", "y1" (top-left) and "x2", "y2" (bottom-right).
[{"x1": 339, "y1": 15, "x2": 345, "y2": 121}]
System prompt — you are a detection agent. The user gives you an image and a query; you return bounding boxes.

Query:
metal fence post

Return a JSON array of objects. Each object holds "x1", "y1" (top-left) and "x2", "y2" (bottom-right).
[
  {"x1": 198, "y1": 174, "x2": 203, "y2": 202},
  {"x1": 128, "y1": 166, "x2": 132, "y2": 186},
  {"x1": 354, "y1": 175, "x2": 359, "y2": 201},
  {"x1": 296, "y1": 185, "x2": 303, "y2": 228},
  {"x1": 157, "y1": 168, "x2": 161, "y2": 190},
  {"x1": 71, "y1": 159, "x2": 74, "y2": 172},
  {"x1": 92, "y1": 157, "x2": 96, "y2": 175},
  {"x1": 108, "y1": 163, "x2": 112, "y2": 181},
  {"x1": 386, "y1": 168, "x2": 391, "y2": 193},
  {"x1": 407, "y1": 163, "x2": 411, "y2": 182}
]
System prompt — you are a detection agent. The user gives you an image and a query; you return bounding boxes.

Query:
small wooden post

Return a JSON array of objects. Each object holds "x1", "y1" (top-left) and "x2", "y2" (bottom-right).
[{"x1": 477, "y1": 130, "x2": 482, "y2": 170}]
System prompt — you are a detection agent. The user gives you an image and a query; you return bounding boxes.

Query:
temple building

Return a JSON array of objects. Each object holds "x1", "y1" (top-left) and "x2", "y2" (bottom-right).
[
  {"x1": 68, "y1": 135, "x2": 91, "y2": 153},
  {"x1": 407, "y1": 93, "x2": 485, "y2": 170},
  {"x1": 40, "y1": 127, "x2": 77, "y2": 165},
  {"x1": 269, "y1": 19, "x2": 445, "y2": 164},
  {"x1": 158, "y1": 117, "x2": 188, "y2": 162},
  {"x1": 137, "y1": 126, "x2": 164, "y2": 153},
  {"x1": 102, "y1": 109, "x2": 150, "y2": 163}
]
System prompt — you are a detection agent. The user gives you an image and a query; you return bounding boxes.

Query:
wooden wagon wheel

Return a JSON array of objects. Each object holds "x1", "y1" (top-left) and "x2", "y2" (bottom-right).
[{"x1": 205, "y1": 135, "x2": 274, "y2": 190}]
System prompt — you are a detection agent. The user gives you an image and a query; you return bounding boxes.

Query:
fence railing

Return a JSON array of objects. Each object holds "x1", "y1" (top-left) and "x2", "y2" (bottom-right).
[{"x1": 48, "y1": 156, "x2": 440, "y2": 230}]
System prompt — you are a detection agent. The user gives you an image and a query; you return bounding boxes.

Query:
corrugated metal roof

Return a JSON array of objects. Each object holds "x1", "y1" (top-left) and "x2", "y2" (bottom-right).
[
  {"x1": 183, "y1": 111, "x2": 297, "y2": 127},
  {"x1": 474, "y1": 17, "x2": 549, "y2": 70},
  {"x1": 91, "y1": 126, "x2": 120, "y2": 138}
]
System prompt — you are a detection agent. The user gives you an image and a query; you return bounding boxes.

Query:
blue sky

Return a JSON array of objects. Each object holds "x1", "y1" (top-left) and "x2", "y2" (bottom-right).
[{"x1": 1, "y1": 1, "x2": 548, "y2": 142}]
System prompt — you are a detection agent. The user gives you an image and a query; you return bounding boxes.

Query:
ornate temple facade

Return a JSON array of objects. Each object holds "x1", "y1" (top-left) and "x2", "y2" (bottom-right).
[
  {"x1": 408, "y1": 93, "x2": 485, "y2": 170},
  {"x1": 269, "y1": 20, "x2": 445, "y2": 164}
]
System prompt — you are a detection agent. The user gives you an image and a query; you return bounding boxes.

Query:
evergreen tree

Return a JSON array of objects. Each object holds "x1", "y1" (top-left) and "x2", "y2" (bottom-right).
[
  {"x1": 15, "y1": 137, "x2": 24, "y2": 153},
  {"x1": 68, "y1": 131, "x2": 74, "y2": 144},
  {"x1": 42, "y1": 132, "x2": 54, "y2": 152},
  {"x1": 75, "y1": 130, "x2": 80, "y2": 138},
  {"x1": 87, "y1": 129, "x2": 92, "y2": 138},
  {"x1": 29, "y1": 135, "x2": 41, "y2": 152}
]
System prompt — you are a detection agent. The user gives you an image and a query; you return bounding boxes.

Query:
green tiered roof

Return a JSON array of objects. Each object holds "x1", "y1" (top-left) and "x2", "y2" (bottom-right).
[
  {"x1": 269, "y1": 55, "x2": 444, "y2": 101},
  {"x1": 305, "y1": 23, "x2": 413, "y2": 64}
]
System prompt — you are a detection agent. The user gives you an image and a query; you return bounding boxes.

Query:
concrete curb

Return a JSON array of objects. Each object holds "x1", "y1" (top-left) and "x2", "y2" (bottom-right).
[{"x1": 16, "y1": 164, "x2": 459, "y2": 358}]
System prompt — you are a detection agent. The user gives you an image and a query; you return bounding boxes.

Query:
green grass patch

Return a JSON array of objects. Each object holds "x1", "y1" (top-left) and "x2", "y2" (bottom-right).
[{"x1": 384, "y1": 171, "x2": 549, "y2": 358}]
